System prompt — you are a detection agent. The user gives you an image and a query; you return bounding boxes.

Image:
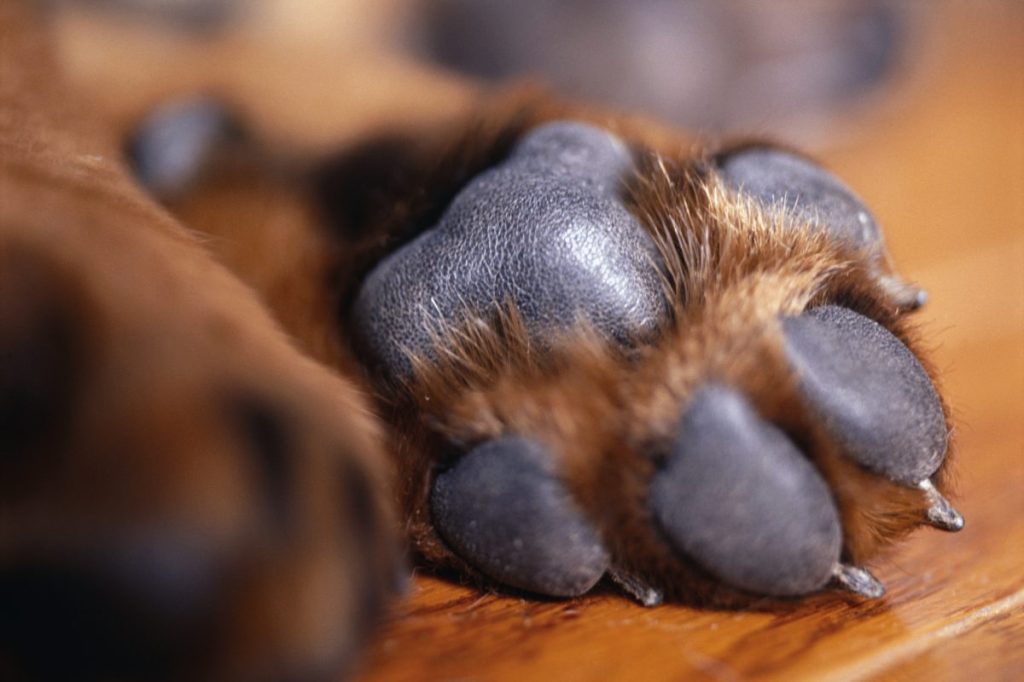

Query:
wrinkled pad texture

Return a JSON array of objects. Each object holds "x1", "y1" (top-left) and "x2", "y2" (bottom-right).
[{"x1": 353, "y1": 121, "x2": 667, "y2": 380}]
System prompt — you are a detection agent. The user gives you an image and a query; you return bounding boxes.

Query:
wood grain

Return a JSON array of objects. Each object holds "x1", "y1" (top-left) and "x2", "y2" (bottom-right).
[{"x1": 354, "y1": 4, "x2": 1024, "y2": 680}]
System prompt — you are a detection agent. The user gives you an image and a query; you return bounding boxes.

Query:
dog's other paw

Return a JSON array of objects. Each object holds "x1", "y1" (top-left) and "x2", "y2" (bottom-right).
[
  {"x1": 338, "y1": 117, "x2": 958, "y2": 605},
  {"x1": 0, "y1": 227, "x2": 403, "y2": 682},
  {"x1": 0, "y1": 9, "x2": 402, "y2": 670}
]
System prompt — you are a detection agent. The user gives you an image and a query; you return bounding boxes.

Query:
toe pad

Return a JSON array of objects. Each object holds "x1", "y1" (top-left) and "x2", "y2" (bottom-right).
[
  {"x1": 782, "y1": 305, "x2": 947, "y2": 485},
  {"x1": 717, "y1": 146, "x2": 881, "y2": 253},
  {"x1": 431, "y1": 436, "x2": 609, "y2": 597},
  {"x1": 650, "y1": 385, "x2": 841, "y2": 596}
]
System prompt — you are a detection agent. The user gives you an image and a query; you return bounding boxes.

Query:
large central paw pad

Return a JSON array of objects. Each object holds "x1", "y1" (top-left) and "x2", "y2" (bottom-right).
[
  {"x1": 353, "y1": 122, "x2": 668, "y2": 380},
  {"x1": 353, "y1": 119, "x2": 959, "y2": 604}
]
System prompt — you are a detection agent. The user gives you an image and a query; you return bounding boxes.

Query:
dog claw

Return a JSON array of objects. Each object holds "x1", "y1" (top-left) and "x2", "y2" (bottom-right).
[
  {"x1": 831, "y1": 563, "x2": 885, "y2": 599},
  {"x1": 878, "y1": 274, "x2": 928, "y2": 311},
  {"x1": 918, "y1": 479, "x2": 965, "y2": 532},
  {"x1": 608, "y1": 567, "x2": 664, "y2": 607}
]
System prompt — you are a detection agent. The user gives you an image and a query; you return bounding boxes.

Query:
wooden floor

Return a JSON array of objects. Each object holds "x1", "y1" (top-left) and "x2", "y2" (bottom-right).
[{"x1": 355, "y1": 5, "x2": 1024, "y2": 681}]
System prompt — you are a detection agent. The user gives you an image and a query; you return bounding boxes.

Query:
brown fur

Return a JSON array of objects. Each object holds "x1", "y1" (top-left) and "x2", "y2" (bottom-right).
[{"x1": 1, "y1": 3, "x2": 399, "y2": 678}]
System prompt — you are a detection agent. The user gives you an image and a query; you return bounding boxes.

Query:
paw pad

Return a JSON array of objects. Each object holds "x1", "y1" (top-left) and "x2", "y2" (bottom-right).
[
  {"x1": 650, "y1": 385, "x2": 842, "y2": 597},
  {"x1": 716, "y1": 147, "x2": 927, "y2": 310},
  {"x1": 431, "y1": 436, "x2": 608, "y2": 596},
  {"x1": 717, "y1": 147, "x2": 881, "y2": 253},
  {"x1": 782, "y1": 305, "x2": 947, "y2": 486},
  {"x1": 353, "y1": 121, "x2": 668, "y2": 380}
]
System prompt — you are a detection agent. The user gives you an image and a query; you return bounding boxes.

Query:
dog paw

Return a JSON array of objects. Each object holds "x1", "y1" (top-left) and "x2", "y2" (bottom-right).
[
  {"x1": 344, "y1": 119, "x2": 959, "y2": 604},
  {"x1": 122, "y1": 97, "x2": 960, "y2": 605},
  {"x1": 0, "y1": 234, "x2": 401, "y2": 680}
]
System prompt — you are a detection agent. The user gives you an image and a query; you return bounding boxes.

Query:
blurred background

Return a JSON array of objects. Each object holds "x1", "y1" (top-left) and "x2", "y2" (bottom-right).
[{"x1": 52, "y1": 0, "x2": 942, "y2": 146}]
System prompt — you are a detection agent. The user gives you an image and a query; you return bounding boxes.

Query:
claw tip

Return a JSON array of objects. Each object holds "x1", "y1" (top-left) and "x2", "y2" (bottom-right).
[
  {"x1": 831, "y1": 563, "x2": 885, "y2": 599},
  {"x1": 609, "y1": 568, "x2": 664, "y2": 607},
  {"x1": 918, "y1": 479, "x2": 965, "y2": 532}
]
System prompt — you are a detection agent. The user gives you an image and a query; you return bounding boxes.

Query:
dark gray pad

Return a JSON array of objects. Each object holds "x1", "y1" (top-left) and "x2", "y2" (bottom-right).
[
  {"x1": 352, "y1": 121, "x2": 667, "y2": 380},
  {"x1": 650, "y1": 385, "x2": 841, "y2": 597},
  {"x1": 128, "y1": 97, "x2": 236, "y2": 199},
  {"x1": 782, "y1": 305, "x2": 947, "y2": 485},
  {"x1": 716, "y1": 147, "x2": 882, "y2": 254},
  {"x1": 430, "y1": 436, "x2": 609, "y2": 597}
]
